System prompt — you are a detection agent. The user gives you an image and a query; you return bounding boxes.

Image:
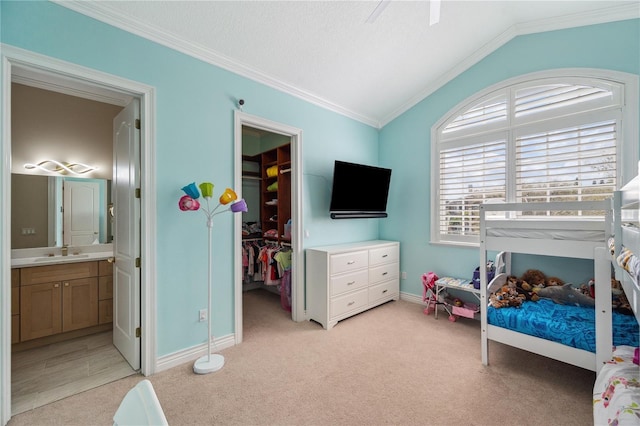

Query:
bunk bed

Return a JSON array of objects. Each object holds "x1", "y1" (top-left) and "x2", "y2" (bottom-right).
[
  {"x1": 592, "y1": 176, "x2": 640, "y2": 425},
  {"x1": 479, "y1": 198, "x2": 638, "y2": 374}
]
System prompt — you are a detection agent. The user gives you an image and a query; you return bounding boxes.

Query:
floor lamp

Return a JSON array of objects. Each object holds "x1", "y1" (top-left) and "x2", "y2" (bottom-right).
[{"x1": 179, "y1": 182, "x2": 247, "y2": 375}]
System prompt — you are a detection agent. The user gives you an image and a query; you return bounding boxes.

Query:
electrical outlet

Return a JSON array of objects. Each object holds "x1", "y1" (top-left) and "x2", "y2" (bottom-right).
[
  {"x1": 401, "y1": 271, "x2": 407, "y2": 280},
  {"x1": 199, "y1": 309, "x2": 207, "y2": 322}
]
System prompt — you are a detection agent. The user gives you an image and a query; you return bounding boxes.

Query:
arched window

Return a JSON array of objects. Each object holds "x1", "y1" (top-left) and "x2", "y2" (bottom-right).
[{"x1": 431, "y1": 70, "x2": 638, "y2": 246}]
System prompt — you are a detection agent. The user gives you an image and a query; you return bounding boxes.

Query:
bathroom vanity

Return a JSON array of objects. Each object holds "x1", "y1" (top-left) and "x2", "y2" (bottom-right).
[{"x1": 11, "y1": 247, "x2": 113, "y2": 348}]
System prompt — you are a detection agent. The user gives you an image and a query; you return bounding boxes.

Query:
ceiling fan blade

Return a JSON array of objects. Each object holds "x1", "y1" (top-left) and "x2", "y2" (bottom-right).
[
  {"x1": 366, "y1": 0, "x2": 391, "y2": 24},
  {"x1": 430, "y1": 0, "x2": 441, "y2": 26}
]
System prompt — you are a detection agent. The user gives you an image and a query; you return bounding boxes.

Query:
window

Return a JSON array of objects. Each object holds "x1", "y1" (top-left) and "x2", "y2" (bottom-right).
[{"x1": 432, "y1": 71, "x2": 638, "y2": 246}]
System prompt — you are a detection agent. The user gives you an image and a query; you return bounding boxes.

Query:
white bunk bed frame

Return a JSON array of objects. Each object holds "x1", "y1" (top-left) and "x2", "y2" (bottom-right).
[
  {"x1": 594, "y1": 173, "x2": 640, "y2": 426},
  {"x1": 479, "y1": 200, "x2": 613, "y2": 373},
  {"x1": 613, "y1": 175, "x2": 640, "y2": 327}
]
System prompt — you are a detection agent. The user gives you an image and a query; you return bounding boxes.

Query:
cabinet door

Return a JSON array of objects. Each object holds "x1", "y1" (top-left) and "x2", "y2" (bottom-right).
[
  {"x1": 62, "y1": 277, "x2": 99, "y2": 332},
  {"x1": 99, "y1": 275, "x2": 113, "y2": 300},
  {"x1": 20, "y1": 282, "x2": 62, "y2": 341}
]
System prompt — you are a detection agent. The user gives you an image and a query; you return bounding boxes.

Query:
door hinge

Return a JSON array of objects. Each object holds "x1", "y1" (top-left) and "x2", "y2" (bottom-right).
[
  {"x1": 135, "y1": 118, "x2": 141, "y2": 129},
  {"x1": 135, "y1": 188, "x2": 141, "y2": 198},
  {"x1": 136, "y1": 257, "x2": 141, "y2": 268},
  {"x1": 136, "y1": 327, "x2": 141, "y2": 338}
]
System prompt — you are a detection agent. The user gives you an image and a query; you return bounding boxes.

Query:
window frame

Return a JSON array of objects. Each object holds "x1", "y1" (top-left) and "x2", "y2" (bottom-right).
[{"x1": 430, "y1": 69, "x2": 639, "y2": 247}]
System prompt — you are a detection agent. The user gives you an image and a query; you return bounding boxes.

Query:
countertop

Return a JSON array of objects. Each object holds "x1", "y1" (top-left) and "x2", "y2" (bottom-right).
[{"x1": 11, "y1": 244, "x2": 113, "y2": 268}]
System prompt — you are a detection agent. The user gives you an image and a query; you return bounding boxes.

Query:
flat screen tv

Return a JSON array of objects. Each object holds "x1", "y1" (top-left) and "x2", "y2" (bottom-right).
[{"x1": 329, "y1": 160, "x2": 392, "y2": 219}]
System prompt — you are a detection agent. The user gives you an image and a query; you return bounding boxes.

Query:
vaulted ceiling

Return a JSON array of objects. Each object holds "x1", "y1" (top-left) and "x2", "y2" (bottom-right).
[{"x1": 58, "y1": 1, "x2": 639, "y2": 128}]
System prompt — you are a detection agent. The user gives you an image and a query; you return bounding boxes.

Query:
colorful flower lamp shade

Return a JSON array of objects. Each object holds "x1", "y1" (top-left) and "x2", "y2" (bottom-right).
[{"x1": 179, "y1": 182, "x2": 247, "y2": 375}]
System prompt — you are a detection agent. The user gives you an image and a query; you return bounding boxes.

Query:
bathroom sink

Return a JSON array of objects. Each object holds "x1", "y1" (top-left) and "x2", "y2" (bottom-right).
[{"x1": 33, "y1": 254, "x2": 90, "y2": 262}]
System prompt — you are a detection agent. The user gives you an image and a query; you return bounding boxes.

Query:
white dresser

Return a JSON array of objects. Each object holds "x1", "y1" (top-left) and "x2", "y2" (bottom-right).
[{"x1": 306, "y1": 240, "x2": 400, "y2": 330}]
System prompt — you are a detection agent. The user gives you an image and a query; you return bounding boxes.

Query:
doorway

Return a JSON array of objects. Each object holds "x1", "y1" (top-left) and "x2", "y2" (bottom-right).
[
  {"x1": 233, "y1": 111, "x2": 304, "y2": 344},
  {"x1": 1, "y1": 46, "x2": 157, "y2": 423}
]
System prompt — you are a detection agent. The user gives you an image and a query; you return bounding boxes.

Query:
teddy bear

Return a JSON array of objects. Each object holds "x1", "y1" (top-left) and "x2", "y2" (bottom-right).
[{"x1": 520, "y1": 269, "x2": 547, "y2": 288}]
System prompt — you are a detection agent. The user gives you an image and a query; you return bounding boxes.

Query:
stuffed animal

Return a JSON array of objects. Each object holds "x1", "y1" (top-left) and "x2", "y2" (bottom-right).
[
  {"x1": 520, "y1": 269, "x2": 547, "y2": 288},
  {"x1": 536, "y1": 283, "x2": 596, "y2": 308},
  {"x1": 489, "y1": 282, "x2": 523, "y2": 309},
  {"x1": 507, "y1": 275, "x2": 540, "y2": 302},
  {"x1": 545, "y1": 276, "x2": 565, "y2": 287},
  {"x1": 611, "y1": 279, "x2": 633, "y2": 315}
]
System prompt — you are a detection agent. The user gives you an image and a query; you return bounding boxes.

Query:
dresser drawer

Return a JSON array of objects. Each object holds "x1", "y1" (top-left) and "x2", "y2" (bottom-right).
[
  {"x1": 330, "y1": 269, "x2": 369, "y2": 297},
  {"x1": 369, "y1": 262, "x2": 399, "y2": 284},
  {"x1": 331, "y1": 288, "x2": 368, "y2": 318},
  {"x1": 330, "y1": 250, "x2": 368, "y2": 275},
  {"x1": 369, "y1": 279, "x2": 399, "y2": 304},
  {"x1": 369, "y1": 244, "x2": 399, "y2": 265}
]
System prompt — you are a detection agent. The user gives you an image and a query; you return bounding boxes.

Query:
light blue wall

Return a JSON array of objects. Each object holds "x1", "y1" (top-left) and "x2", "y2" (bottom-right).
[
  {"x1": 0, "y1": 1, "x2": 379, "y2": 357},
  {"x1": 4, "y1": 2, "x2": 637, "y2": 357},
  {"x1": 380, "y1": 19, "x2": 640, "y2": 297}
]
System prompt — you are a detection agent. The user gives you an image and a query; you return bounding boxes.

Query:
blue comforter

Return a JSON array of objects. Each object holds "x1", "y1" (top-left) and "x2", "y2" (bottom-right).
[{"x1": 487, "y1": 298, "x2": 639, "y2": 352}]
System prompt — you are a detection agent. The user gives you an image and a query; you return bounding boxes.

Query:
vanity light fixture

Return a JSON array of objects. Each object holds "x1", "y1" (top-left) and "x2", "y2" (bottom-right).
[{"x1": 23, "y1": 159, "x2": 97, "y2": 175}]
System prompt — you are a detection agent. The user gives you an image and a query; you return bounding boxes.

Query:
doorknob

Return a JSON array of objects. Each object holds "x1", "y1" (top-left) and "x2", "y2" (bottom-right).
[
  {"x1": 108, "y1": 203, "x2": 114, "y2": 218},
  {"x1": 107, "y1": 257, "x2": 115, "y2": 263}
]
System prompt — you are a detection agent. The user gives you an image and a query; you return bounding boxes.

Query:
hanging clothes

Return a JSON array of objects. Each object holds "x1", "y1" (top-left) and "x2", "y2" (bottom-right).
[
  {"x1": 242, "y1": 240, "x2": 293, "y2": 312},
  {"x1": 274, "y1": 248, "x2": 292, "y2": 312}
]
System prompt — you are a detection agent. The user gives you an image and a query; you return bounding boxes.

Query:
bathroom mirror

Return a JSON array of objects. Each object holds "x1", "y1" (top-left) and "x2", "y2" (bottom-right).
[{"x1": 11, "y1": 173, "x2": 112, "y2": 249}]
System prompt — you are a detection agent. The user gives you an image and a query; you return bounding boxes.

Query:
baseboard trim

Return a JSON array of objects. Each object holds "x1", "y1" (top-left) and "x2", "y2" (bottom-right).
[
  {"x1": 156, "y1": 334, "x2": 236, "y2": 373},
  {"x1": 400, "y1": 291, "x2": 425, "y2": 305}
]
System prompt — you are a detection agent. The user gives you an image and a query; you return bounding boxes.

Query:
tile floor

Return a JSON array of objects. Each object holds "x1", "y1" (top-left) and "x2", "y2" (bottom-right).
[{"x1": 11, "y1": 331, "x2": 137, "y2": 415}]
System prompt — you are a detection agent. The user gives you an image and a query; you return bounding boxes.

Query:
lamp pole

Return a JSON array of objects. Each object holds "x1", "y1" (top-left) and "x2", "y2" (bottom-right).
[{"x1": 193, "y1": 215, "x2": 224, "y2": 374}]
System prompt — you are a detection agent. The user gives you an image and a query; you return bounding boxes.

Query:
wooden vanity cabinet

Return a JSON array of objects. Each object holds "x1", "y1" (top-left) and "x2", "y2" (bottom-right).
[
  {"x1": 98, "y1": 260, "x2": 113, "y2": 324},
  {"x1": 62, "y1": 277, "x2": 99, "y2": 332},
  {"x1": 20, "y1": 262, "x2": 99, "y2": 341}
]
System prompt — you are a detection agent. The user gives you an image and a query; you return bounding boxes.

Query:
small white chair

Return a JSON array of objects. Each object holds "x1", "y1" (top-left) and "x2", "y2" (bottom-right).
[{"x1": 113, "y1": 379, "x2": 168, "y2": 426}]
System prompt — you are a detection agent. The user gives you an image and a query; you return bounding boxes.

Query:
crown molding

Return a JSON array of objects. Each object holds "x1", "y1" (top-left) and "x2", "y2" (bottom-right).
[
  {"x1": 53, "y1": 1, "x2": 637, "y2": 130},
  {"x1": 52, "y1": 0, "x2": 380, "y2": 128}
]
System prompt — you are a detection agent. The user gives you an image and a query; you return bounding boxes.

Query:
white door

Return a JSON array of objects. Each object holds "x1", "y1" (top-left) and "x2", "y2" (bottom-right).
[
  {"x1": 113, "y1": 99, "x2": 141, "y2": 370},
  {"x1": 63, "y1": 180, "x2": 100, "y2": 246}
]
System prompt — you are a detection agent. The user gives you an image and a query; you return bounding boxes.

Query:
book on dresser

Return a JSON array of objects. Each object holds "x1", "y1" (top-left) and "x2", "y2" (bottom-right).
[{"x1": 305, "y1": 240, "x2": 400, "y2": 330}]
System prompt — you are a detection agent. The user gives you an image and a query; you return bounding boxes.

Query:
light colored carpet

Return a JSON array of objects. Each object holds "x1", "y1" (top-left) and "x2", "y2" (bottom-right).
[{"x1": 8, "y1": 289, "x2": 594, "y2": 425}]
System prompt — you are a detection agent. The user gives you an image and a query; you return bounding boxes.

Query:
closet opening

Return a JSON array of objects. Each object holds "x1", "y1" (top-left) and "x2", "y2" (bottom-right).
[
  {"x1": 241, "y1": 126, "x2": 294, "y2": 325},
  {"x1": 233, "y1": 111, "x2": 304, "y2": 345}
]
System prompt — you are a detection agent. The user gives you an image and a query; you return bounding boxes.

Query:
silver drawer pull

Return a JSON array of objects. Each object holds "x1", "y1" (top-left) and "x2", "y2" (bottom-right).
[
  {"x1": 347, "y1": 260, "x2": 355, "y2": 265},
  {"x1": 347, "y1": 301, "x2": 355, "y2": 306},
  {"x1": 347, "y1": 281, "x2": 355, "y2": 285}
]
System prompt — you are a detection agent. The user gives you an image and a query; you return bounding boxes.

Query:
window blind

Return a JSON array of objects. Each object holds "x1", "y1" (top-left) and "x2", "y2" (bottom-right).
[
  {"x1": 443, "y1": 96, "x2": 507, "y2": 135},
  {"x1": 515, "y1": 119, "x2": 616, "y2": 214},
  {"x1": 432, "y1": 75, "x2": 629, "y2": 245},
  {"x1": 514, "y1": 84, "x2": 611, "y2": 118},
  {"x1": 439, "y1": 140, "x2": 506, "y2": 236}
]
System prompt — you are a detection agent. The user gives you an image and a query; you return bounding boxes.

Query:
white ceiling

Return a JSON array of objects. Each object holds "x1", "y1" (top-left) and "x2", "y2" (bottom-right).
[{"x1": 57, "y1": 0, "x2": 639, "y2": 128}]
